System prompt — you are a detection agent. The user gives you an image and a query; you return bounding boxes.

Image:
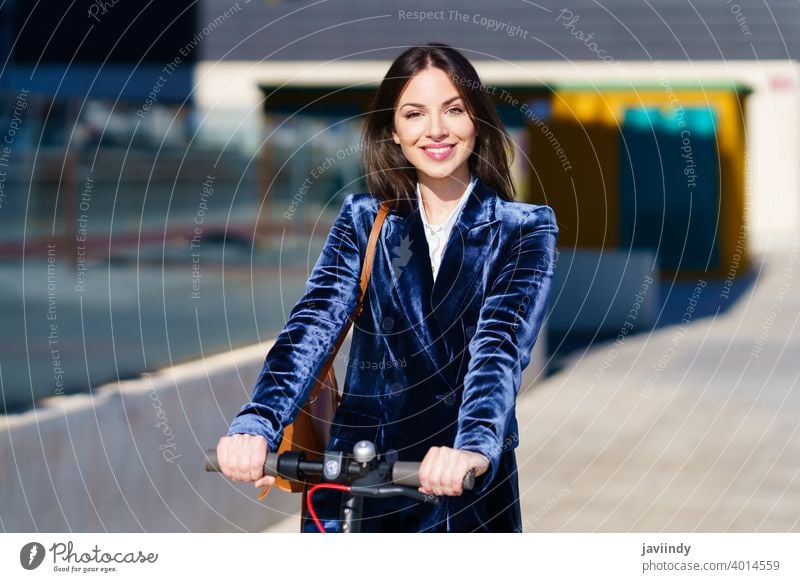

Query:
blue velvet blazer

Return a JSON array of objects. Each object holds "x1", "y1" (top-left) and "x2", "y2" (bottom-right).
[{"x1": 227, "y1": 176, "x2": 559, "y2": 532}]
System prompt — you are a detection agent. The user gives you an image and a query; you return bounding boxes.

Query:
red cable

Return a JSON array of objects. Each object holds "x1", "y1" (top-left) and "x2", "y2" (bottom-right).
[{"x1": 306, "y1": 483, "x2": 351, "y2": 533}]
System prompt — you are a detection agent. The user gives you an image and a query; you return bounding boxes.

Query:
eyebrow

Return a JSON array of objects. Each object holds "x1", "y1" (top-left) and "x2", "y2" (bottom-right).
[{"x1": 399, "y1": 95, "x2": 463, "y2": 109}]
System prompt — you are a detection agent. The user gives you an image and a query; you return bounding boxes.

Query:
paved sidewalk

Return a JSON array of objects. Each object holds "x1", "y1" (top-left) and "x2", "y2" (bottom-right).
[
  {"x1": 516, "y1": 242, "x2": 800, "y2": 532},
  {"x1": 263, "y1": 242, "x2": 800, "y2": 532}
]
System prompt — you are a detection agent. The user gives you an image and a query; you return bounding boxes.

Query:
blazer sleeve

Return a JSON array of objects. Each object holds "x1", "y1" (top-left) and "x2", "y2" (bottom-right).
[
  {"x1": 226, "y1": 193, "x2": 363, "y2": 451},
  {"x1": 453, "y1": 204, "x2": 558, "y2": 495}
]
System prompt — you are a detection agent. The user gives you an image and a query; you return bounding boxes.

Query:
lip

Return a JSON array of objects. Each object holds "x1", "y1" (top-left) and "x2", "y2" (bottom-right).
[{"x1": 420, "y1": 143, "x2": 456, "y2": 161}]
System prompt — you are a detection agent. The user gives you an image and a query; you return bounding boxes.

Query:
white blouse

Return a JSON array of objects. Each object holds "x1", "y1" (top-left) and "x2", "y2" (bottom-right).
[{"x1": 415, "y1": 175, "x2": 478, "y2": 281}]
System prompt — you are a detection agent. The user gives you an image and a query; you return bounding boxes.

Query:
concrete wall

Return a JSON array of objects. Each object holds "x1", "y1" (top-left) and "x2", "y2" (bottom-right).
[{"x1": 0, "y1": 339, "x2": 299, "y2": 532}]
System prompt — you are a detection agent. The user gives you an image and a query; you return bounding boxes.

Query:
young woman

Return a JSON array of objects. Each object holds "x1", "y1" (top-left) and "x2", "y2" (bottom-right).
[{"x1": 217, "y1": 42, "x2": 558, "y2": 532}]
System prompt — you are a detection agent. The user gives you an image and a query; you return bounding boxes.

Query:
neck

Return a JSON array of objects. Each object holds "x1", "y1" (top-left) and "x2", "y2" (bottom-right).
[
  {"x1": 417, "y1": 169, "x2": 472, "y2": 203},
  {"x1": 417, "y1": 170, "x2": 472, "y2": 224}
]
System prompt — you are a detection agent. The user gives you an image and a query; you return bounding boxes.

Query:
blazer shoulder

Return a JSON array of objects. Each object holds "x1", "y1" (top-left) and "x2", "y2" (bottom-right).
[
  {"x1": 343, "y1": 192, "x2": 382, "y2": 215},
  {"x1": 336, "y1": 192, "x2": 383, "y2": 237},
  {"x1": 347, "y1": 191, "x2": 378, "y2": 205},
  {"x1": 495, "y1": 198, "x2": 558, "y2": 232}
]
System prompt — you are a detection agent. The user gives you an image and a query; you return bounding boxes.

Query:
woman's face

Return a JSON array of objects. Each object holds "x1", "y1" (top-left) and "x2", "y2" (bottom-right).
[{"x1": 391, "y1": 67, "x2": 477, "y2": 184}]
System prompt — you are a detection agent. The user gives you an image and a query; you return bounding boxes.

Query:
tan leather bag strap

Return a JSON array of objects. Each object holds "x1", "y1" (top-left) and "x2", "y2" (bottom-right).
[
  {"x1": 258, "y1": 200, "x2": 391, "y2": 506},
  {"x1": 306, "y1": 200, "x2": 391, "y2": 403}
]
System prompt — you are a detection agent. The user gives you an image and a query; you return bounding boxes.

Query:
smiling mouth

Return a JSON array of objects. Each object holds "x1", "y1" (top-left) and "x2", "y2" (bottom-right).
[
  {"x1": 421, "y1": 144, "x2": 455, "y2": 153},
  {"x1": 420, "y1": 143, "x2": 456, "y2": 160}
]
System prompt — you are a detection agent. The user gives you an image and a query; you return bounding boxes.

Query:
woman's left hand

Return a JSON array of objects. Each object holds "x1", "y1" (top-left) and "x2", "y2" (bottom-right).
[{"x1": 417, "y1": 446, "x2": 490, "y2": 496}]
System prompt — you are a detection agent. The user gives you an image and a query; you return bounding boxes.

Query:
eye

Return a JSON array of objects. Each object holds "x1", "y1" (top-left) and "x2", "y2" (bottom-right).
[
  {"x1": 447, "y1": 106, "x2": 465, "y2": 115},
  {"x1": 403, "y1": 111, "x2": 422, "y2": 119}
]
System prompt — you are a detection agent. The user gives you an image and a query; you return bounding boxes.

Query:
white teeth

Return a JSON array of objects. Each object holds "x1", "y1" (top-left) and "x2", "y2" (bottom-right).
[{"x1": 425, "y1": 145, "x2": 453, "y2": 153}]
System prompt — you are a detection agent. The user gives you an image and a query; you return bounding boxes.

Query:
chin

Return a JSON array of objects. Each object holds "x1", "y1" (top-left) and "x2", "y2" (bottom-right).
[
  {"x1": 418, "y1": 168, "x2": 452, "y2": 180},
  {"x1": 414, "y1": 161, "x2": 469, "y2": 181}
]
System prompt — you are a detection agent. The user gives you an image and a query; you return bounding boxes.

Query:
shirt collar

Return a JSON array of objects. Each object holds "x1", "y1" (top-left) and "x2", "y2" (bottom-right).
[{"x1": 415, "y1": 174, "x2": 477, "y2": 232}]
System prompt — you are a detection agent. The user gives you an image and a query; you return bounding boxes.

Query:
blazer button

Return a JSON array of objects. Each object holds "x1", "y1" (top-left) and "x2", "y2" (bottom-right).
[
  {"x1": 381, "y1": 316, "x2": 395, "y2": 332},
  {"x1": 435, "y1": 392, "x2": 456, "y2": 406}
]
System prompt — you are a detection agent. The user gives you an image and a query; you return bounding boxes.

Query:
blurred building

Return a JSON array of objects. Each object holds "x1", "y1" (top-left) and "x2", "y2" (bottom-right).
[
  {"x1": 0, "y1": 0, "x2": 197, "y2": 145},
  {"x1": 2, "y1": 0, "x2": 799, "y2": 410},
  {"x1": 193, "y1": 0, "x2": 800, "y2": 276}
]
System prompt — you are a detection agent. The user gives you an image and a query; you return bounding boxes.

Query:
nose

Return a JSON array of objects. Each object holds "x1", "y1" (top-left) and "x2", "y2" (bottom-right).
[{"x1": 426, "y1": 110, "x2": 449, "y2": 140}]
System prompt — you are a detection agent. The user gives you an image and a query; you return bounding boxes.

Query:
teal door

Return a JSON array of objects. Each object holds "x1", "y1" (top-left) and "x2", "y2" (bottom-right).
[{"x1": 619, "y1": 107, "x2": 720, "y2": 271}]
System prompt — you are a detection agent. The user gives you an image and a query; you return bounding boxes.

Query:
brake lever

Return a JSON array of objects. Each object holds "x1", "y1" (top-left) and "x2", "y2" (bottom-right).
[{"x1": 349, "y1": 485, "x2": 441, "y2": 505}]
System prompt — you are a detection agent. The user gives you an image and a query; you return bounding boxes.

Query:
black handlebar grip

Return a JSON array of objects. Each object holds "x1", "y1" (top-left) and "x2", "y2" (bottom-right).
[
  {"x1": 463, "y1": 469, "x2": 476, "y2": 491},
  {"x1": 204, "y1": 448, "x2": 279, "y2": 477},
  {"x1": 391, "y1": 461, "x2": 421, "y2": 486},
  {"x1": 205, "y1": 449, "x2": 220, "y2": 472},
  {"x1": 392, "y1": 462, "x2": 475, "y2": 491},
  {"x1": 263, "y1": 453, "x2": 279, "y2": 477}
]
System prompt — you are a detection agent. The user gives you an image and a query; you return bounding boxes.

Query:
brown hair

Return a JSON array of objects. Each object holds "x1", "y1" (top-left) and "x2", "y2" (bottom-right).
[{"x1": 361, "y1": 42, "x2": 517, "y2": 213}]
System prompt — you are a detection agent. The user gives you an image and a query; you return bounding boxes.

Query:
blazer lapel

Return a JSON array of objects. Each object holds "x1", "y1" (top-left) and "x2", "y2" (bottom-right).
[
  {"x1": 381, "y1": 177, "x2": 500, "y2": 368},
  {"x1": 382, "y1": 197, "x2": 444, "y2": 369},
  {"x1": 430, "y1": 179, "x2": 499, "y2": 337}
]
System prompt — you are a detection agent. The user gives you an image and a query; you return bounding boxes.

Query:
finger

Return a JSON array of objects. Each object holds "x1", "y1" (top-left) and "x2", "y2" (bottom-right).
[
  {"x1": 418, "y1": 447, "x2": 438, "y2": 494},
  {"x1": 234, "y1": 436, "x2": 252, "y2": 481},
  {"x1": 248, "y1": 438, "x2": 265, "y2": 482},
  {"x1": 444, "y1": 448, "x2": 465, "y2": 496},
  {"x1": 254, "y1": 475, "x2": 275, "y2": 488},
  {"x1": 442, "y1": 451, "x2": 463, "y2": 496},
  {"x1": 448, "y1": 468, "x2": 464, "y2": 496},
  {"x1": 220, "y1": 437, "x2": 241, "y2": 481},
  {"x1": 428, "y1": 448, "x2": 447, "y2": 496},
  {"x1": 215, "y1": 437, "x2": 229, "y2": 477}
]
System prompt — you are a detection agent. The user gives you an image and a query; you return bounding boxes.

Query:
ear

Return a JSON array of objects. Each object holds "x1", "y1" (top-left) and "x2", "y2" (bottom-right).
[{"x1": 392, "y1": 129, "x2": 400, "y2": 145}]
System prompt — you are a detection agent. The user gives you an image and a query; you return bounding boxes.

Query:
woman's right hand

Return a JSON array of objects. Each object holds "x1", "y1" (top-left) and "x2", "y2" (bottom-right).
[{"x1": 216, "y1": 434, "x2": 276, "y2": 488}]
